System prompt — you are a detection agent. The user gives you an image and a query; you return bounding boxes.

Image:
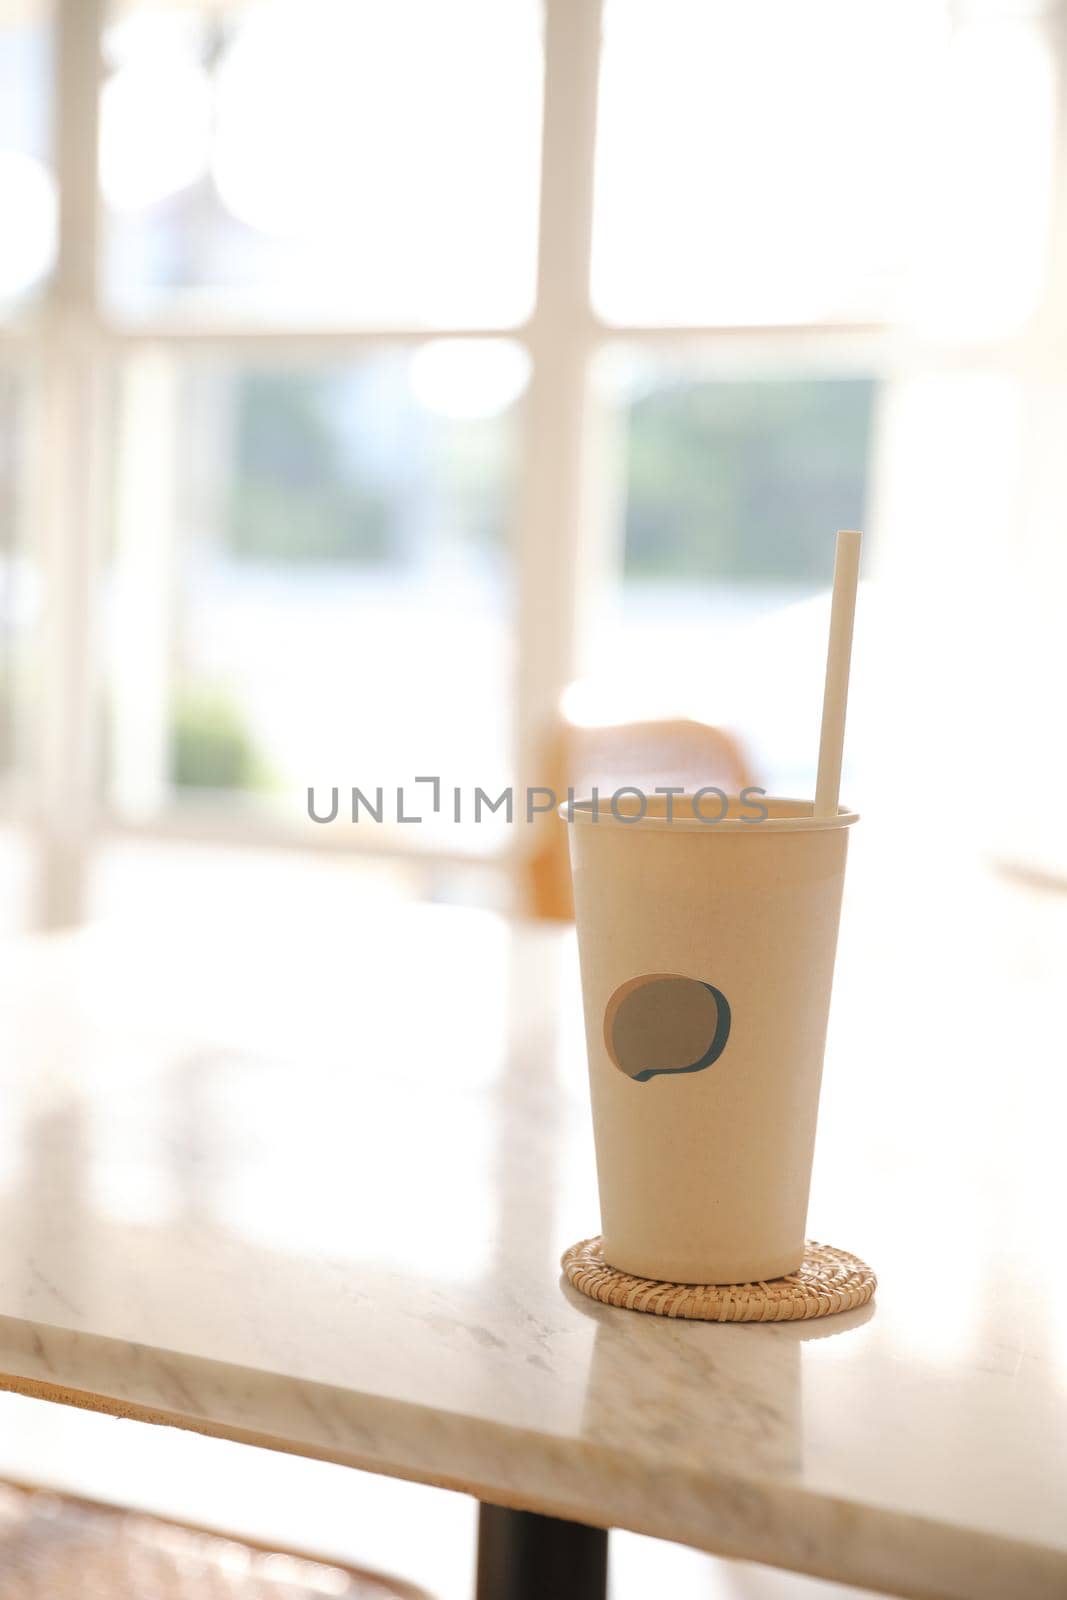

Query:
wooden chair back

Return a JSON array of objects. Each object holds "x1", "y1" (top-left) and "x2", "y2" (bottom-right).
[{"x1": 526, "y1": 714, "x2": 758, "y2": 921}]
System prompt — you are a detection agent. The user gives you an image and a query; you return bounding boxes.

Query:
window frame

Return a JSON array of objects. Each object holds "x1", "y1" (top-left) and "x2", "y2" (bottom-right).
[{"x1": 4, "y1": 0, "x2": 897, "y2": 926}]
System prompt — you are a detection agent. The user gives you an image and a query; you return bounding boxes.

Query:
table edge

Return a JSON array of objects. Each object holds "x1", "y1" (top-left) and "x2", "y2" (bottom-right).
[{"x1": 0, "y1": 1314, "x2": 1061, "y2": 1600}]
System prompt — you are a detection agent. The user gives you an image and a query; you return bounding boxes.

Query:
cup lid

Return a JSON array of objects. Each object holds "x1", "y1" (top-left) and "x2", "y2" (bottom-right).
[{"x1": 562, "y1": 793, "x2": 859, "y2": 832}]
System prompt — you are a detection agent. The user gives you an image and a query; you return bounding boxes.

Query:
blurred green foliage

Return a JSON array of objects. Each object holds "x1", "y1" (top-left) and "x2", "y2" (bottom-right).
[
  {"x1": 625, "y1": 377, "x2": 875, "y2": 581},
  {"x1": 227, "y1": 374, "x2": 390, "y2": 563},
  {"x1": 429, "y1": 416, "x2": 513, "y2": 555},
  {"x1": 220, "y1": 368, "x2": 873, "y2": 581},
  {"x1": 170, "y1": 686, "x2": 272, "y2": 791}
]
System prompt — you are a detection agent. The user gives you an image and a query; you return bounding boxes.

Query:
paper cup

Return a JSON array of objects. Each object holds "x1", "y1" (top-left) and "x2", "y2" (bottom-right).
[{"x1": 567, "y1": 793, "x2": 857, "y2": 1285}]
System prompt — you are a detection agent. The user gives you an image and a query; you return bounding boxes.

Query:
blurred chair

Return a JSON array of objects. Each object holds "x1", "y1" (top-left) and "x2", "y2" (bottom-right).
[
  {"x1": 0, "y1": 1480, "x2": 433, "y2": 1600},
  {"x1": 526, "y1": 698, "x2": 757, "y2": 921}
]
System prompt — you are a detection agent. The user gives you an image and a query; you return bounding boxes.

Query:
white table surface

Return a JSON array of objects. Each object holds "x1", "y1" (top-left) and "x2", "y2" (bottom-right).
[{"x1": 0, "y1": 832, "x2": 1063, "y2": 1600}]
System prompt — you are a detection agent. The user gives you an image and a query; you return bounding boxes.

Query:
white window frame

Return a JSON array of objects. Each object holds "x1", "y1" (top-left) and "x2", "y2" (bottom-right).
[{"x1": 9, "y1": 0, "x2": 977, "y2": 928}]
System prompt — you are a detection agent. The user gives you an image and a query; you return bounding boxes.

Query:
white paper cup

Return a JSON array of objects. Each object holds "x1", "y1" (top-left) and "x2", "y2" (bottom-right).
[{"x1": 567, "y1": 793, "x2": 857, "y2": 1285}]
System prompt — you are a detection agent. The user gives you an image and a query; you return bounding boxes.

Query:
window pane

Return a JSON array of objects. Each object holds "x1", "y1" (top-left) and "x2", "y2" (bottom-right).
[
  {"x1": 0, "y1": 0, "x2": 54, "y2": 312},
  {"x1": 102, "y1": 0, "x2": 543, "y2": 326},
  {"x1": 105, "y1": 343, "x2": 524, "y2": 852},
  {"x1": 585, "y1": 355, "x2": 877, "y2": 795},
  {"x1": 593, "y1": 0, "x2": 1053, "y2": 333}
]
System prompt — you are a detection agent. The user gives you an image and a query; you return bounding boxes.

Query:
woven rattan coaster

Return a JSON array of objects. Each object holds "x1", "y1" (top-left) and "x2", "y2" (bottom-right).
[{"x1": 561, "y1": 1237, "x2": 875, "y2": 1323}]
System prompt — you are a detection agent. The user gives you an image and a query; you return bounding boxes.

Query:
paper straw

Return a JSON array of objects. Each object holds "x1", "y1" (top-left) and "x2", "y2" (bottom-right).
[{"x1": 814, "y1": 530, "x2": 862, "y2": 818}]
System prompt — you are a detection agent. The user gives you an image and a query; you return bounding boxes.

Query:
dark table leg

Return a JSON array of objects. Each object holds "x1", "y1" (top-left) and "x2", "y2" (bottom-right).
[{"x1": 476, "y1": 1503, "x2": 608, "y2": 1600}]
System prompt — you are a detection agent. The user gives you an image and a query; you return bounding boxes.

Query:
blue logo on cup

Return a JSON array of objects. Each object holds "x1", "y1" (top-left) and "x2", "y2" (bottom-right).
[{"x1": 604, "y1": 974, "x2": 731, "y2": 1084}]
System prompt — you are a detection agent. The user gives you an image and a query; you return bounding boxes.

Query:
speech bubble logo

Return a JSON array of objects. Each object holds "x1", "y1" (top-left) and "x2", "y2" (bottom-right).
[{"x1": 604, "y1": 974, "x2": 731, "y2": 1083}]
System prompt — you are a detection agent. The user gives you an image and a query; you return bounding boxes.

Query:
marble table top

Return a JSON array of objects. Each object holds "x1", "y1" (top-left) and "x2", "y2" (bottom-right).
[{"x1": 0, "y1": 838, "x2": 1063, "y2": 1599}]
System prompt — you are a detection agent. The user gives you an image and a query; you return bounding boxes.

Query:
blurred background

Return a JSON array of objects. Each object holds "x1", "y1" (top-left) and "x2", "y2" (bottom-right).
[
  {"x1": 1, "y1": 0, "x2": 1064, "y2": 937},
  {"x1": 0, "y1": 0, "x2": 1065, "y2": 1595}
]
